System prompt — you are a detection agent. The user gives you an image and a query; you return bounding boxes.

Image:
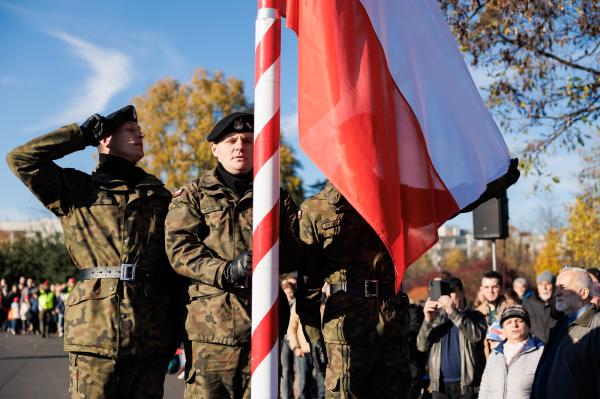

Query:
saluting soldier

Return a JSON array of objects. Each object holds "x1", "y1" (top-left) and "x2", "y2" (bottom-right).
[
  {"x1": 299, "y1": 181, "x2": 411, "y2": 399},
  {"x1": 7, "y1": 105, "x2": 183, "y2": 399},
  {"x1": 165, "y1": 112, "x2": 300, "y2": 399}
]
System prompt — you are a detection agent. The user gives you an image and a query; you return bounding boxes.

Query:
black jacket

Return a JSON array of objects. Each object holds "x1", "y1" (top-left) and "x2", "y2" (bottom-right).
[{"x1": 522, "y1": 294, "x2": 564, "y2": 343}]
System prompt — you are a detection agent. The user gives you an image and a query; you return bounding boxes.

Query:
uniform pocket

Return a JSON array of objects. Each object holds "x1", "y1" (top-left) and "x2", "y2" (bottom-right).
[
  {"x1": 186, "y1": 285, "x2": 233, "y2": 343},
  {"x1": 322, "y1": 296, "x2": 374, "y2": 345},
  {"x1": 64, "y1": 281, "x2": 118, "y2": 351}
]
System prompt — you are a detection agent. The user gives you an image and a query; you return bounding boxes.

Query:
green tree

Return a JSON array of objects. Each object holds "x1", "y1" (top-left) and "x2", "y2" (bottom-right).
[
  {"x1": 534, "y1": 228, "x2": 564, "y2": 275},
  {"x1": 0, "y1": 234, "x2": 76, "y2": 283},
  {"x1": 133, "y1": 68, "x2": 304, "y2": 199},
  {"x1": 439, "y1": 0, "x2": 600, "y2": 176}
]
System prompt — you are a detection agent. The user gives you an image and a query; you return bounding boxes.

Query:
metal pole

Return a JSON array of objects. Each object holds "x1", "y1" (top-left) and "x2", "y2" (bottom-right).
[
  {"x1": 491, "y1": 239, "x2": 497, "y2": 272},
  {"x1": 252, "y1": 1, "x2": 281, "y2": 397}
]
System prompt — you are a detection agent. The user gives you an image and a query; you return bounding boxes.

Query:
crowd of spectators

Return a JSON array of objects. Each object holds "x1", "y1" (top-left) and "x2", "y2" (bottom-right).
[
  {"x1": 0, "y1": 275, "x2": 75, "y2": 338},
  {"x1": 3, "y1": 266, "x2": 599, "y2": 399},
  {"x1": 413, "y1": 266, "x2": 600, "y2": 399},
  {"x1": 278, "y1": 265, "x2": 600, "y2": 399}
]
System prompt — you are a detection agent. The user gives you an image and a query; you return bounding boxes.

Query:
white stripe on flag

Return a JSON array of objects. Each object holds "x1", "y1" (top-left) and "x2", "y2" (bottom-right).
[{"x1": 359, "y1": 0, "x2": 509, "y2": 208}]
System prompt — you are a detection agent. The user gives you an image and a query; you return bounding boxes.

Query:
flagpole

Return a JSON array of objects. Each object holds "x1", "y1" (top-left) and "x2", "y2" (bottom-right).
[{"x1": 252, "y1": 0, "x2": 281, "y2": 397}]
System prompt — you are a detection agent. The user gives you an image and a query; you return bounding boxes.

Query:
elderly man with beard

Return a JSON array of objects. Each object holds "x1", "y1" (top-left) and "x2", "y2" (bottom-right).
[
  {"x1": 531, "y1": 267, "x2": 600, "y2": 399},
  {"x1": 522, "y1": 270, "x2": 564, "y2": 343}
]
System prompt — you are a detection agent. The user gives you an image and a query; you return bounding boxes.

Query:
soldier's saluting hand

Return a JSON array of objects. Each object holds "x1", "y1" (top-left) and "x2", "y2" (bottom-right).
[{"x1": 7, "y1": 105, "x2": 184, "y2": 399}]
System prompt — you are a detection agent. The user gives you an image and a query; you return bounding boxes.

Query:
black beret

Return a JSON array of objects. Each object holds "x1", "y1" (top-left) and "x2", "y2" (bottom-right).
[
  {"x1": 207, "y1": 112, "x2": 254, "y2": 142},
  {"x1": 104, "y1": 105, "x2": 137, "y2": 133}
]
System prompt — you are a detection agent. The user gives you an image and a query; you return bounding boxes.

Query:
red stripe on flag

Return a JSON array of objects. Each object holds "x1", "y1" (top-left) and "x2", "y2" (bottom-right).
[
  {"x1": 252, "y1": 201, "x2": 279, "y2": 272},
  {"x1": 253, "y1": 110, "x2": 280, "y2": 177},
  {"x1": 288, "y1": 0, "x2": 459, "y2": 290},
  {"x1": 250, "y1": 297, "x2": 279, "y2": 375},
  {"x1": 255, "y1": 15, "x2": 281, "y2": 84}
]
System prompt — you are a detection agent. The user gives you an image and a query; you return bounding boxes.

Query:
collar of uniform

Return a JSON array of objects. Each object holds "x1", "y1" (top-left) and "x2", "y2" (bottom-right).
[
  {"x1": 91, "y1": 171, "x2": 130, "y2": 192},
  {"x1": 324, "y1": 181, "x2": 343, "y2": 205},
  {"x1": 199, "y1": 168, "x2": 224, "y2": 190},
  {"x1": 198, "y1": 168, "x2": 241, "y2": 200},
  {"x1": 92, "y1": 169, "x2": 166, "y2": 195}
]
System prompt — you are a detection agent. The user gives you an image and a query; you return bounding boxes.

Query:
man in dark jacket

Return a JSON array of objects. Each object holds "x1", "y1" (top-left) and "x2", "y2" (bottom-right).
[
  {"x1": 417, "y1": 275, "x2": 487, "y2": 399},
  {"x1": 7, "y1": 105, "x2": 183, "y2": 398},
  {"x1": 532, "y1": 267, "x2": 600, "y2": 399},
  {"x1": 522, "y1": 270, "x2": 563, "y2": 343}
]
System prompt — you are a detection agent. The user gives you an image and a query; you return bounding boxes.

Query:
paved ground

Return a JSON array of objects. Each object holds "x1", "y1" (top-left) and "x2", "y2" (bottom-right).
[{"x1": 0, "y1": 332, "x2": 185, "y2": 398}]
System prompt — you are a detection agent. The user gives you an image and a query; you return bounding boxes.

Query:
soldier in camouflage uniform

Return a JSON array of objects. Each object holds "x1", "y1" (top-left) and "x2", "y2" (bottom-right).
[
  {"x1": 165, "y1": 112, "x2": 300, "y2": 399},
  {"x1": 299, "y1": 181, "x2": 411, "y2": 399},
  {"x1": 6, "y1": 105, "x2": 183, "y2": 399}
]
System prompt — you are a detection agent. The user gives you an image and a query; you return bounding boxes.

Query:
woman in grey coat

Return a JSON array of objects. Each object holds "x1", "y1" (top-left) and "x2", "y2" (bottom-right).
[{"x1": 479, "y1": 305, "x2": 544, "y2": 399}]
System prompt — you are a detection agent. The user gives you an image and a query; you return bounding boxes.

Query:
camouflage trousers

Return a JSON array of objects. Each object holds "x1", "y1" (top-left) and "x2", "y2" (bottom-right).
[
  {"x1": 324, "y1": 341, "x2": 411, "y2": 399},
  {"x1": 68, "y1": 352, "x2": 169, "y2": 399},
  {"x1": 184, "y1": 341, "x2": 250, "y2": 399},
  {"x1": 322, "y1": 295, "x2": 411, "y2": 399}
]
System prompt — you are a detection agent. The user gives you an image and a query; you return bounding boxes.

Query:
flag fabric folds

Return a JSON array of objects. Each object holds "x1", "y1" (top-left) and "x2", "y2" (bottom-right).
[{"x1": 284, "y1": 0, "x2": 511, "y2": 290}]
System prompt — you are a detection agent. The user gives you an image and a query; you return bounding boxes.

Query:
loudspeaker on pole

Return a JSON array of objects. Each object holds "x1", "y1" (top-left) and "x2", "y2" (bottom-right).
[{"x1": 472, "y1": 190, "x2": 509, "y2": 240}]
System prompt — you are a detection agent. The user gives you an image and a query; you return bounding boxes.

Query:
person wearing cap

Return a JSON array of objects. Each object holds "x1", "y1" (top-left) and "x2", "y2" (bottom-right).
[
  {"x1": 7, "y1": 105, "x2": 183, "y2": 398},
  {"x1": 165, "y1": 112, "x2": 302, "y2": 399},
  {"x1": 479, "y1": 305, "x2": 544, "y2": 399},
  {"x1": 532, "y1": 266, "x2": 600, "y2": 399},
  {"x1": 417, "y1": 275, "x2": 487, "y2": 399},
  {"x1": 522, "y1": 270, "x2": 564, "y2": 343}
]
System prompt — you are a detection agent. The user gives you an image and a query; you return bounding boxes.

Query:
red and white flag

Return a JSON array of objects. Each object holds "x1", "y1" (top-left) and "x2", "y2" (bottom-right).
[{"x1": 284, "y1": 0, "x2": 513, "y2": 289}]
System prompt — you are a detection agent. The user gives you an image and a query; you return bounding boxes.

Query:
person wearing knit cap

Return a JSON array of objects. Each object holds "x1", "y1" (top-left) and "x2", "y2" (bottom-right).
[
  {"x1": 479, "y1": 305, "x2": 544, "y2": 399},
  {"x1": 522, "y1": 270, "x2": 564, "y2": 343}
]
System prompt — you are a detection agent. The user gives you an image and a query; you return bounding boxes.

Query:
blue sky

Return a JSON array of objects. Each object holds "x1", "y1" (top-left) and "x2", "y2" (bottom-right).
[{"x1": 0, "y1": 0, "x2": 587, "y2": 232}]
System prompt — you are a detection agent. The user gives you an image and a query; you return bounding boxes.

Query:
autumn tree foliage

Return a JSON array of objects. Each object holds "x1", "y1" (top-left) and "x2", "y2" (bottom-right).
[
  {"x1": 439, "y1": 0, "x2": 600, "y2": 175},
  {"x1": 534, "y1": 228, "x2": 564, "y2": 275},
  {"x1": 133, "y1": 68, "x2": 304, "y2": 200},
  {"x1": 564, "y1": 139, "x2": 600, "y2": 267},
  {"x1": 565, "y1": 195, "x2": 600, "y2": 267}
]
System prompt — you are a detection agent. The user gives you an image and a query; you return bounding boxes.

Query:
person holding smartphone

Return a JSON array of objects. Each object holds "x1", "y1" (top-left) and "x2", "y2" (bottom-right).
[{"x1": 417, "y1": 275, "x2": 487, "y2": 399}]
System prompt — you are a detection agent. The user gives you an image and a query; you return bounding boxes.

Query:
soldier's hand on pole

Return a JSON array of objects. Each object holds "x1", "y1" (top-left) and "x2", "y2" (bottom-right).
[
  {"x1": 311, "y1": 336, "x2": 328, "y2": 377},
  {"x1": 223, "y1": 251, "x2": 252, "y2": 286},
  {"x1": 80, "y1": 113, "x2": 107, "y2": 147}
]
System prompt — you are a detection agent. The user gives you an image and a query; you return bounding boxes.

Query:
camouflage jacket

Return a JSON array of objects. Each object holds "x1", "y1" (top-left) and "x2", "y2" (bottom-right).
[
  {"x1": 299, "y1": 182, "x2": 408, "y2": 345},
  {"x1": 165, "y1": 168, "x2": 300, "y2": 346},
  {"x1": 6, "y1": 124, "x2": 179, "y2": 357}
]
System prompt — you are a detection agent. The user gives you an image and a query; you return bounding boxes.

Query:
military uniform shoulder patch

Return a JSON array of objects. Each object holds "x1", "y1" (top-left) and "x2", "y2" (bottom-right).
[{"x1": 173, "y1": 188, "x2": 184, "y2": 198}]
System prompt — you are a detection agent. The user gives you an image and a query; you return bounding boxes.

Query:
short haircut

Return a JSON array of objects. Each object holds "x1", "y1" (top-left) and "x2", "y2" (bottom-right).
[
  {"x1": 559, "y1": 266, "x2": 594, "y2": 292},
  {"x1": 587, "y1": 268, "x2": 600, "y2": 282},
  {"x1": 482, "y1": 270, "x2": 503, "y2": 286},
  {"x1": 442, "y1": 275, "x2": 464, "y2": 293},
  {"x1": 513, "y1": 277, "x2": 527, "y2": 288}
]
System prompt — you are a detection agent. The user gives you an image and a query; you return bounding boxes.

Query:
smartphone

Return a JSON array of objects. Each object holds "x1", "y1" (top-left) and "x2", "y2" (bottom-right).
[{"x1": 429, "y1": 280, "x2": 451, "y2": 300}]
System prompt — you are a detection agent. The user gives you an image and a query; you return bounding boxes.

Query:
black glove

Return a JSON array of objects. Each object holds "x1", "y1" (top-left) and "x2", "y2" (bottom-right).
[
  {"x1": 311, "y1": 336, "x2": 328, "y2": 377},
  {"x1": 80, "y1": 113, "x2": 107, "y2": 146},
  {"x1": 223, "y1": 251, "x2": 252, "y2": 286}
]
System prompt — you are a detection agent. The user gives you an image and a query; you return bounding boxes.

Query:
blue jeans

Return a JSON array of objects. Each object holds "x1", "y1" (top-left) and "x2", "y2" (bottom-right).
[{"x1": 280, "y1": 337, "x2": 295, "y2": 399}]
